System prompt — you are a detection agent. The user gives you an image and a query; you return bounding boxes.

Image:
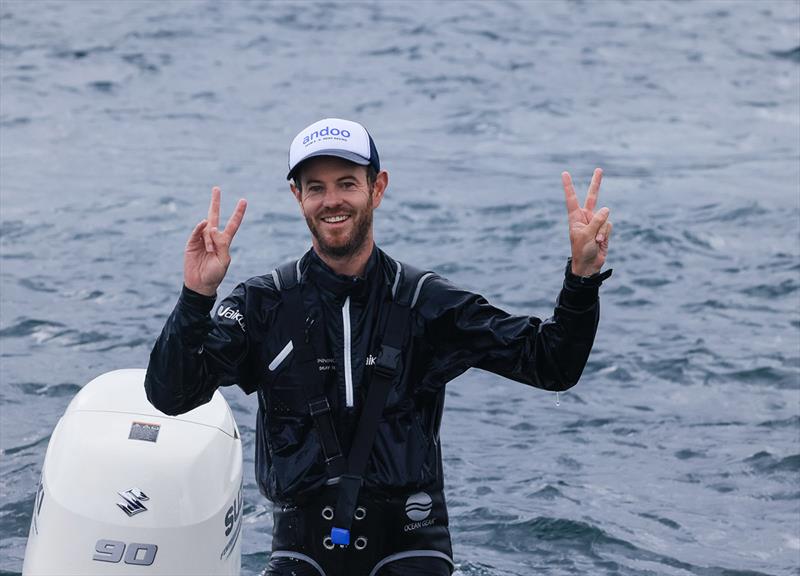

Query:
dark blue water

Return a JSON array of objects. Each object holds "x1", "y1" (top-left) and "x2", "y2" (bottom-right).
[{"x1": 1, "y1": 1, "x2": 798, "y2": 574}]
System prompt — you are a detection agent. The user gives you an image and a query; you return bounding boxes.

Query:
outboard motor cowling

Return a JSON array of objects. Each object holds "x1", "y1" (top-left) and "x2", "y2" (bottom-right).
[{"x1": 22, "y1": 369, "x2": 243, "y2": 575}]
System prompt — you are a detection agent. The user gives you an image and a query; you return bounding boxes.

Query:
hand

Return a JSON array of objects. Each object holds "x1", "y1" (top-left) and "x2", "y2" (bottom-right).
[
  {"x1": 184, "y1": 187, "x2": 247, "y2": 296},
  {"x1": 562, "y1": 168, "x2": 612, "y2": 277}
]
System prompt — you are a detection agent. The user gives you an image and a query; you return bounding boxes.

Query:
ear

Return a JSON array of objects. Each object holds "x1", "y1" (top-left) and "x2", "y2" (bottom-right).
[
  {"x1": 371, "y1": 170, "x2": 389, "y2": 209},
  {"x1": 290, "y1": 182, "x2": 303, "y2": 207}
]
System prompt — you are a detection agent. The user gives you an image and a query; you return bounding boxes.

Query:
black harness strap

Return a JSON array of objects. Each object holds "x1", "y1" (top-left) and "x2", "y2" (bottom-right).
[
  {"x1": 330, "y1": 298, "x2": 409, "y2": 544},
  {"x1": 330, "y1": 262, "x2": 429, "y2": 546},
  {"x1": 274, "y1": 258, "x2": 432, "y2": 547},
  {"x1": 274, "y1": 261, "x2": 347, "y2": 480}
]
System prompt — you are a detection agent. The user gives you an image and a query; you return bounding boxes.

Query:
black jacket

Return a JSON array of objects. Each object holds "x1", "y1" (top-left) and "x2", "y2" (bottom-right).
[{"x1": 145, "y1": 246, "x2": 609, "y2": 503}]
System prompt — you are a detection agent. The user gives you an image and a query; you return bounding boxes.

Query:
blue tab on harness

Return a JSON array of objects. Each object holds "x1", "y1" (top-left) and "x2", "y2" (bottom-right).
[{"x1": 331, "y1": 527, "x2": 350, "y2": 546}]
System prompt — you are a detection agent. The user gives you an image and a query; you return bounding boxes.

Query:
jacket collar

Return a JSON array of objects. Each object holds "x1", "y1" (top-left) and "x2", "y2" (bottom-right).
[{"x1": 304, "y1": 245, "x2": 381, "y2": 302}]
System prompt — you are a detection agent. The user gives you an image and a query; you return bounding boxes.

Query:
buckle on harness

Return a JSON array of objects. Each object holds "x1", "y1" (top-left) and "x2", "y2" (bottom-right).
[
  {"x1": 330, "y1": 474, "x2": 362, "y2": 547},
  {"x1": 330, "y1": 527, "x2": 350, "y2": 546},
  {"x1": 374, "y1": 345, "x2": 401, "y2": 379},
  {"x1": 308, "y1": 397, "x2": 331, "y2": 417}
]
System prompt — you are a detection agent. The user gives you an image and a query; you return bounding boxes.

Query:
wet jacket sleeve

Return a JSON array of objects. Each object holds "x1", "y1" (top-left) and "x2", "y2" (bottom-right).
[
  {"x1": 418, "y1": 260, "x2": 611, "y2": 392},
  {"x1": 144, "y1": 283, "x2": 252, "y2": 416}
]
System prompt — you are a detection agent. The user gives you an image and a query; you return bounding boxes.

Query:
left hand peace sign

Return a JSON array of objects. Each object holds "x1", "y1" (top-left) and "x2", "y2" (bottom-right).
[{"x1": 562, "y1": 168, "x2": 612, "y2": 277}]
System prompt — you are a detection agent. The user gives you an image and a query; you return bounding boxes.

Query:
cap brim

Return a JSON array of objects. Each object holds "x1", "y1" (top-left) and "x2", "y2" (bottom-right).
[{"x1": 287, "y1": 150, "x2": 370, "y2": 180}]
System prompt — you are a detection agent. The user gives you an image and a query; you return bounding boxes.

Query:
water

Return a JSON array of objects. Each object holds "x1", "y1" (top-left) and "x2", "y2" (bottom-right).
[{"x1": 1, "y1": 1, "x2": 798, "y2": 574}]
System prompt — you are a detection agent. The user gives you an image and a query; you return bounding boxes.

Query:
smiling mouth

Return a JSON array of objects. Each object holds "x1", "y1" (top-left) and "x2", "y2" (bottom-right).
[{"x1": 321, "y1": 215, "x2": 350, "y2": 224}]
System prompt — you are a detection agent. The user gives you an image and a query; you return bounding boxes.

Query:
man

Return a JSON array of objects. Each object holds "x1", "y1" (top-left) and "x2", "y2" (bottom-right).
[{"x1": 145, "y1": 118, "x2": 612, "y2": 576}]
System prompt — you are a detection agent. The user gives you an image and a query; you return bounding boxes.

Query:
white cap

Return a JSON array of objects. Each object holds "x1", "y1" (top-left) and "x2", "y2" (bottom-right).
[{"x1": 287, "y1": 118, "x2": 380, "y2": 180}]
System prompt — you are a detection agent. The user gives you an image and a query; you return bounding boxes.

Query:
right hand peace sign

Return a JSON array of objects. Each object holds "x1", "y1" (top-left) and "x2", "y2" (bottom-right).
[{"x1": 184, "y1": 187, "x2": 247, "y2": 297}]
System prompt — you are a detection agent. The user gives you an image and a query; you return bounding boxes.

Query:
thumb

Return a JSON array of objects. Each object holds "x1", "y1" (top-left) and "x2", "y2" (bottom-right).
[
  {"x1": 587, "y1": 207, "x2": 610, "y2": 236},
  {"x1": 596, "y1": 220, "x2": 612, "y2": 243}
]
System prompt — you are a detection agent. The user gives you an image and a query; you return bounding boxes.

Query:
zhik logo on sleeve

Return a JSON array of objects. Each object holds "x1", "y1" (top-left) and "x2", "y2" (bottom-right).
[{"x1": 217, "y1": 305, "x2": 246, "y2": 332}]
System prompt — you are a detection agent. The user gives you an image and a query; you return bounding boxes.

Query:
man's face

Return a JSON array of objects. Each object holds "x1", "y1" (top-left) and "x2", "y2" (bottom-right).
[{"x1": 291, "y1": 156, "x2": 386, "y2": 260}]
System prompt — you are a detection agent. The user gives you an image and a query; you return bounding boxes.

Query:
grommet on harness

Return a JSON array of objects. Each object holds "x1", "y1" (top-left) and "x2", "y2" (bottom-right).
[
  {"x1": 270, "y1": 486, "x2": 453, "y2": 575},
  {"x1": 272, "y1": 259, "x2": 427, "y2": 550}
]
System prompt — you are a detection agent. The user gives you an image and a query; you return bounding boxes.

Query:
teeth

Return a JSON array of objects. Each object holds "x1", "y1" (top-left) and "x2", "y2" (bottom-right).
[{"x1": 323, "y1": 215, "x2": 349, "y2": 223}]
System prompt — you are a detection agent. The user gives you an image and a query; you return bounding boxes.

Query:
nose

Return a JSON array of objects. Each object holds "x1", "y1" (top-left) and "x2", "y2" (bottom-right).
[{"x1": 320, "y1": 187, "x2": 346, "y2": 208}]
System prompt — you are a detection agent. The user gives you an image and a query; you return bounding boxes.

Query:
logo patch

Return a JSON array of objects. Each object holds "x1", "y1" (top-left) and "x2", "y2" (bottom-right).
[
  {"x1": 217, "y1": 305, "x2": 245, "y2": 331},
  {"x1": 317, "y1": 358, "x2": 336, "y2": 371},
  {"x1": 405, "y1": 492, "x2": 432, "y2": 521},
  {"x1": 129, "y1": 421, "x2": 160, "y2": 443},
  {"x1": 403, "y1": 491, "x2": 435, "y2": 532},
  {"x1": 117, "y1": 488, "x2": 149, "y2": 517},
  {"x1": 221, "y1": 483, "x2": 243, "y2": 560},
  {"x1": 302, "y1": 125, "x2": 351, "y2": 146}
]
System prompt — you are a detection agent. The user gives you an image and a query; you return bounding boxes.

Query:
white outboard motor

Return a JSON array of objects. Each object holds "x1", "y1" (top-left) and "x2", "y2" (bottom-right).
[{"x1": 22, "y1": 369, "x2": 243, "y2": 575}]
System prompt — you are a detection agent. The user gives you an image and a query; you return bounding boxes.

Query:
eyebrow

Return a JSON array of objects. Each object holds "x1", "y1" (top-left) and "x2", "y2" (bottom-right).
[{"x1": 305, "y1": 175, "x2": 360, "y2": 185}]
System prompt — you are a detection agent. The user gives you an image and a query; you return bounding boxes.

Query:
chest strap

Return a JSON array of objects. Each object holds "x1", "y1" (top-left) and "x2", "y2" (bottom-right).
[
  {"x1": 274, "y1": 260, "x2": 347, "y2": 481},
  {"x1": 273, "y1": 258, "x2": 433, "y2": 547}
]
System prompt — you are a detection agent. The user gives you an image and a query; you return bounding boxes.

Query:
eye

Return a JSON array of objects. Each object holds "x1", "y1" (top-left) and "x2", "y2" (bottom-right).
[
  {"x1": 342, "y1": 181, "x2": 356, "y2": 190},
  {"x1": 308, "y1": 185, "x2": 324, "y2": 195}
]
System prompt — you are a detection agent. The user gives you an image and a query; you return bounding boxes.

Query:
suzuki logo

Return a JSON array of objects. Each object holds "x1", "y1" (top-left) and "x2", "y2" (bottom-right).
[{"x1": 117, "y1": 488, "x2": 149, "y2": 517}]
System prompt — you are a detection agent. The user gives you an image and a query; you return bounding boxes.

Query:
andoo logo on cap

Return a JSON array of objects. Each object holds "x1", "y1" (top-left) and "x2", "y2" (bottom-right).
[{"x1": 302, "y1": 125, "x2": 351, "y2": 146}]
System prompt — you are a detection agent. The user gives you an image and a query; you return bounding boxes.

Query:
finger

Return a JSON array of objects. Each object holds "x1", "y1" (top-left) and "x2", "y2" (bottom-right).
[
  {"x1": 211, "y1": 226, "x2": 228, "y2": 249},
  {"x1": 187, "y1": 219, "x2": 208, "y2": 247},
  {"x1": 603, "y1": 221, "x2": 613, "y2": 244},
  {"x1": 223, "y1": 198, "x2": 248, "y2": 240},
  {"x1": 190, "y1": 218, "x2": 207, "y2": 238},
  {"x1": 207, "y1": 186, "x2": 221, "y2": 230},
  {"x1": 562, "y1": 171, "x2": 580, "y2": 215},
  {"x1": 203, "y1": 226, "x2": 216, "y2": 253},
  {"x1": 595, "y1": 219, "x2": 611, "y2": 243},
  {"x1": 210, "y1": 227, "x2": 231, "y2": 264},
  {"x1": 584, "y1": 168, "x2": 603, "y2": 212},
  {"x1": 587, "y1": 207, "x2": 610, "y2": 236}
]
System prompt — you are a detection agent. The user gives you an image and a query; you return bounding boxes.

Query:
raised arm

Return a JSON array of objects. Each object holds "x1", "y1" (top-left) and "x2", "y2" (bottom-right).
[
  {"x1": 418, "y1": 170, "x2": 612, "y2": 392},
  {"x1": 145, "y1": 187, "x2": 249, "y2": 415}
]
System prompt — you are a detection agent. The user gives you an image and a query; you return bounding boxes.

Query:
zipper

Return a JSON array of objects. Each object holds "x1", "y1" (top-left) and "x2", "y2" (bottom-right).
[{"x1": 342, "y1": 296, "x2": 353, "y2": 408}]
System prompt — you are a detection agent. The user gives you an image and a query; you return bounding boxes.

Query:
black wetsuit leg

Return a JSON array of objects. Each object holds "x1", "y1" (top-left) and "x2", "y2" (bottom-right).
[
  {"x1": 261, "y1": 556, "x2": 322, "y2": 576},
  {"x1": 263, "y1": 556, "x2": 452, "y2": 576},
  {"x1": 376, "y1": 557, "x2": 453, "y2": 576}
]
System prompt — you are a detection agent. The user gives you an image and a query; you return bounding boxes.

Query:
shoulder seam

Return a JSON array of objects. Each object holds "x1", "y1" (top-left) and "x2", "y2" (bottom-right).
[
  {"x1": 391, "y1": 261, "x2": 402, "y2": 300},
  {"x1": 411, "y1": 272, "x2": 435, "y2": 308}
]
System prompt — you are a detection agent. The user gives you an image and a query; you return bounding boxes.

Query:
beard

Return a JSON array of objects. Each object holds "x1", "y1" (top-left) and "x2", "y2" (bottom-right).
[{"x1": 305, "y1": 193, "x2": 374, "y2": 260}]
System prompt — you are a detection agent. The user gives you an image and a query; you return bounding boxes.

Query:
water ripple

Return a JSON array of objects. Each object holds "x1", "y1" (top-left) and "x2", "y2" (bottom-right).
[{"x1": 0, "y1": 2, "x2": 798, "y2": 575}]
